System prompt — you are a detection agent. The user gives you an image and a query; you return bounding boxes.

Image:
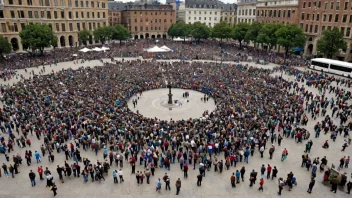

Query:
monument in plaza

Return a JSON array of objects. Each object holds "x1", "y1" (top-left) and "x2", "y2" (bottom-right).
[{"x1": 167, "y1": 82, "x2": 173, "y2": 104}]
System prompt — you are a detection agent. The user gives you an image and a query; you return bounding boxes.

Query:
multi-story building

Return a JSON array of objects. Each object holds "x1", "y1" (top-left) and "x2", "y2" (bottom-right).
[
  {"x1": 111, "y1": 2, "x2": 175, "y2": 40},
  {"x1": 108, "y1": 3, "x2": 122, "y2": 26},
  {"x1": 298, "y1": 0, "x2": 352, "y2": 61},
  {"x1": 178, "y1": 0, "x2": 222, "y2": 27},
  {"x1": 0, "y1": 0, "x2": 108, "y2": 51},
  {"x1": 237, "y1": 0, "x2": 257, "y2": 24},
  {"x1": 256, "y1": 0, "x2": 299, "y2": 24},
  {"x1": 220, "y1": 3, "x2": 237, "y2": 26}
]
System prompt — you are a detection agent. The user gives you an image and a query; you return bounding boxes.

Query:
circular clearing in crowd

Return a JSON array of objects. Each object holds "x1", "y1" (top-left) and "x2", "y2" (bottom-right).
[{"x1": 127, "y1": 88, "x2": 216, "y2": 120}]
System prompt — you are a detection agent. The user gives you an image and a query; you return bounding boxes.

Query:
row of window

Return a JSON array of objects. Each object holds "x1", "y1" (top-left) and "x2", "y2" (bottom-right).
[
  {"x1": 238, "y1": 18, "x2": 255, "y2": 23},
  {"x1": 0, "y1": 9, "x2": 106, "y2": 19},
  {"x1": 188, "y1": 11, "x2": 218, "y2": 15},
  {"x1": 238, "y1": 9, "x2": 256, "y2": 16},
  {"x1": 186, "y1": 22, "x2": 217, "y2": 27},
  {"x1": 7, "y1": 0, "x2": 106, "y2": 8},
  {"x1": 300, "y1": 23, "x2": 352, "y2": 38},
  {"x1": 0, "y1": 21, "x2": 106, "y2": 33},
  {"x1": 302, "y1": 1, "x2": 352, "y2": 11},
  {"x1": 133, "y1": 26, "x2": 168, "y2": 32},
  {"x1": 133, "y1": 11, "x2": 173, "y2": 16},
  {"x1": 188, "y1": 16, "x2": 218, "y2": 21},
  {"x1": 133, "y1": 18, "x2": 172, "y2": 23},
  {"x1": 257, "y1": 9, "x2": 292, "y2": 18},
  {"x1": 302, "y1": 13, "x2": 352, "y2": 23}
]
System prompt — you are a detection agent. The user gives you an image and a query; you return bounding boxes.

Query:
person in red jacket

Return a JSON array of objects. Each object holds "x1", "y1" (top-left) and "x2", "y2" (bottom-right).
[
  {"x1": 258, "y1": 178, "x2": 264, "y2": 192},
  {"x1": 267, "y1": 164, "x2": 272, "y2": 179},
  {"x1": 38, "y1": 166, "x2": 43, "y2": 180}
]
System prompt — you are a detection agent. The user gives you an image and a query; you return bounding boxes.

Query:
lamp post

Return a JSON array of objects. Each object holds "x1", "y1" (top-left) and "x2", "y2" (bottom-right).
[{"x1": 167, "y1": 82, "x2": 173, "y2": 104}]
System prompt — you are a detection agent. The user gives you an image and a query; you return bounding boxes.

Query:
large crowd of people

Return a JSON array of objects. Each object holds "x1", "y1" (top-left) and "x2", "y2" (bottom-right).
[{"x1": 0, "y1": 40, "x2": 351, "y2": 196}]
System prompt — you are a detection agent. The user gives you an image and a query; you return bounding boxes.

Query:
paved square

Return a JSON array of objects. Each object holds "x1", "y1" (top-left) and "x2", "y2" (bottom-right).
[{"x1": 0, "y1": 58, "x2": 350, "y2": 198}]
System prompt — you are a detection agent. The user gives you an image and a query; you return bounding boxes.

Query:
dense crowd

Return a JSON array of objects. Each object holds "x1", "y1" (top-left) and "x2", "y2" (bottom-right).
[
  {"x1": 0, "y1": 39, "x2": 307, "y2": 72},
  {"x1": 0, "y1": 52, "x2": 350, "y2": 196}
]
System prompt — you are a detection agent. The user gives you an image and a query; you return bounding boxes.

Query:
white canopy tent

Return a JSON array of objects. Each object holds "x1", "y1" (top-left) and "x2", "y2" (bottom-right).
[
  {"x1": 101, "y1": 46, "x2": 110, "y2": 51},
  {"x1": 174, "y1": 37, "x2": 189, "y2": 42},
  {"x1": 92, "y1": 47, "x2": 103, "y2": 52},
  {"x1": 78, "y1": 47, "x2": 91, "y2": 53},
  {"x1": 146, "y1": 46, "x2": 168, "y2": 53},
  {"x1": 160, "y1": 45, "x2": 172, "y2": 52}
]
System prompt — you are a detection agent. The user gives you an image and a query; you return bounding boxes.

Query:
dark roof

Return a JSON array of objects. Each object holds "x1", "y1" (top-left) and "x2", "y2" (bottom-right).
[{"x1": 108, "y1": 2, "x2": 128, "y2": 10}]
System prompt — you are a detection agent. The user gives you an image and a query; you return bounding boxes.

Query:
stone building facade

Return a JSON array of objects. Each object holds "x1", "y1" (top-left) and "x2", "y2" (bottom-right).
[
  {"x1": 109, "y1": 2, "x2": 175, "y2": 39},
  {"x1": 297, "y1": 0, "x2": 352, "y2": 61},
  {"x1": 0, "y1": 0, "x2": 108, "y2": 51},
  {"x1": 256, "y1": 0, "x2": 299, "y2": 25},
  {"x1": 237, "y1": 0, "x2": 257, "y2": 24}
]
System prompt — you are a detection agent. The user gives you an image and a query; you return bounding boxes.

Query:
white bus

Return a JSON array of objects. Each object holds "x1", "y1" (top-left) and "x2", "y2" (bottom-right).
[{"x1": 310, "y1": 58, "x2": 352, "y2": 77}]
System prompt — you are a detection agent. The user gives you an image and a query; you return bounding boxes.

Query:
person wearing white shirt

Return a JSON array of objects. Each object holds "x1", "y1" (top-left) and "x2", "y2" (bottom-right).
[{"x1": 118, "y1": 169, "x2": 124, "y2": 182}]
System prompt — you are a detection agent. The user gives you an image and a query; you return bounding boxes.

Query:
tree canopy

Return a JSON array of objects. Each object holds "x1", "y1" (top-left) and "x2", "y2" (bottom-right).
[
  {"x1": 257, "y1": 23, "x2": 283, "y2": 50},
  {"x1": 232, "y1": 22, "x2": 250, "y2": 48},
  {"x1": 190, "y1": 22, "x2": 211, "y2": 41},
  {"x1": 112, "y1": 24, "x2": 130, "y2": 43},
  {"x1": 317, "y1": 28, "x2": 347, "y2": 58},
  {"x1": 93, "y1": 26, "x2": 114, "y2": 44},
  {"x1": 245, "y1": 22, "x2": 262, "y2": 47},
  {"x1": 0, "y1": 35, "x2": 12, "y2": 57},
  {"x1": 78, "y1": 30, "x2": 91, "y2": 46},
  {"x1": 19, "y1": 23, "x2": 56, "y2": 54},
  {"x1": 276, "y1": 24, "x2": 306, "y2": 55},
  {"x1": 211, "y1": 21, "x2": 233, "y2": 41}
]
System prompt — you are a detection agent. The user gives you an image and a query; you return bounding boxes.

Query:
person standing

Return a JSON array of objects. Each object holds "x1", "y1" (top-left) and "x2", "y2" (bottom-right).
[
  {"x1": 269, "y1": 145, "x2": 275, "y2": 159},
  {"x1": 175, "y1": 178, "x2": 181, "y2": 195},
  {"x1": 197, "y1": 174, "x2": 202, "y2": 186},
  {"x1": 259, "y1": 146, "x2": 265, "y2": 158},
  {"x1": 51, "y1": 183, "x2": 57, "y2": 196},
  {"x1": 118, "y1": 169, "x2": 124, "y2": 182},
  {"x1": 278, "y1": 178, "x2": 284, "y2": 195},
  {"x1": 235, "y1": 170, "x2": 240, "y2": 183},
  {"x1": 56, "y1": 165, "x2": 64, "y2": 183},
  {"x1": 240, "y1": 166, "x2": 246, "y2": 182},
  {"x1": 260, "y1": 165, "x2": 266, "y2": 178},
  {"x1": 230, "y1": 173, "x2": 236, "y2": 188},
  {"x1": 145, "y1": 169, "x2": 151, "y2": 184},
  {"x1": 267, "y1": 164, "x2": 272, "y2": 179},
  {"x1": 330, "y1": 175, "x2": 338, "y2": 193},
  {"x1": 38, "y1": 166, "x2": 43, "y2": 180},
  {"x1": 258, "y1": 178, "x2": 264, "y2": 192},
  {"x1": 2, "y1": 163, "x2": 8, "y2": 178},
  {"x1": 307, "y1": 178, "x2": 315, "y2": 193},
  {"x1": 113, "y1": 170, "x2": 118, "y2": 184},
  {"x1": 347, "y1": 180, "x2": 352, "y2": 194},
  {"x1": 29, "y1": 170, "x2": 36, "y2": 186}
]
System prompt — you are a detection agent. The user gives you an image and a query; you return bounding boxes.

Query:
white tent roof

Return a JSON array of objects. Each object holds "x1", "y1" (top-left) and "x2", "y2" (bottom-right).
[
  {"x1": 147, "y1": 46, "x2": 167, "y2": 53},
  {"x1": 174, "y1": 37, "x2": 189, "y2": 41},
  {"x1": 101, "y1": 46, "x2": 110, "y2": 51},
  {"x1": 78, "y1": 47, "x2": 91, "y2": 52},
  {"x1": 92, "y1": 47, "x2": 103, "y2": 52},
  {"x1": 160, "y1": 45, "x2": 172, "y2": 51}
]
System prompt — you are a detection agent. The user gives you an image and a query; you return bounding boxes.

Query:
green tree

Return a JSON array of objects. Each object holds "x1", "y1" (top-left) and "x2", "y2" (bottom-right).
[
  {"x1": 190, "y1": 22, "x2": 211, "y2": 41},
  {"x1": 168, "y1": 21, "x2": 190, "y2": 41},
  {"x1": 0, "y1": 35, "x2": 12, "y2": 58},
  {"x1": 51, "y1": 35, "x2": 58, "y2": 49},
  {"x1": 19, "y1": 23, "x2": 56, "y2": 54},
  {"x1": 317, "y1": 28, "x2": 347, "y2": 59},
  {"x1": 232, "y1": 22, "x2": 250, "y2": 48},
  {"x1": 276, "y1": 24, "x2": 306, "y2": 55},
  {"x1": 245, "y1": 22, "x2": 262, "y2": 48},
  {"x1": 93, "y1": 26, "x2": 114, "y2": 44},
  {"x1": 257, "y1": 23, "x2": 282, "y2": 51},
  {"x1": 211, "y1": 21, "x2": 233, "y2": 41},
  {"x1": 78, "y1": 30, "x2": 91, "y2": 46},
  {"x1": 112, "y1": 24, "x2": 130, "y2": 44}
]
